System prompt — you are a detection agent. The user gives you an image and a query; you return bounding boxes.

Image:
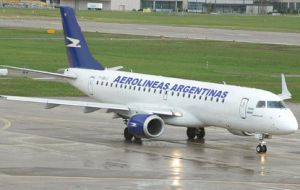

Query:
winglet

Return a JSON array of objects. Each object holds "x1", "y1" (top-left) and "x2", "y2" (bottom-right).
[{"x1": 278, "y1": 74, "x2": 292, "y2": 100}]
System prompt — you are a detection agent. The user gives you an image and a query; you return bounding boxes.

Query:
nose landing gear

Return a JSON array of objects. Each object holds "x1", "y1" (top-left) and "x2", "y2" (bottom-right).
[
  {"x1": 256, "y1": 134, "x2": 271, "y2": 153},
  {"x1": 256, "y1": 143, "x2": 267, "y2": 153}
]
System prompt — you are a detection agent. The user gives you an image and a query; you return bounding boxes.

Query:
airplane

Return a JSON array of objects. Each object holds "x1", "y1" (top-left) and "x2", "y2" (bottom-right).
[{"x1": 0, "y1": 6, "x2": 298, "y2": 154}]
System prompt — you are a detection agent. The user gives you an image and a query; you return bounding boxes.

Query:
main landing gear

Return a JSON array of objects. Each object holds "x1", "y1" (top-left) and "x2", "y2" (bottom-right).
[
  {"x1": 124, "y1": 127, "x2": 133, "y2": 141},
  {"x1": 123, "y1": 127, "x2": 142, "y2": 143},
  {"x1": 256, "y1": 134, "x2": 269, "y2": 154},
  {"x1": 123, "y1": 119, "x2": 142, "y2": 143},
  {"x1": 186, "y1": 127, "x2": 205, "y2": 140}
]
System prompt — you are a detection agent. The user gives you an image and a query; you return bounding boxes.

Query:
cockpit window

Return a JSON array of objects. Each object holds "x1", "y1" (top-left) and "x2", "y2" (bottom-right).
[
  {"x1": 267, "y1": 101, "x2": 286, "y2": 109},
  {"x1": 256, "y1": 101, "x2": 266, "y2": 108}
]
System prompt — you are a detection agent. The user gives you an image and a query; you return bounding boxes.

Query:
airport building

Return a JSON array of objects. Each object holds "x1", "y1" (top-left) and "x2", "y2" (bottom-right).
[
  {"x1": 272, "y1": 0, "x2": 300, "y2": 13},
  {"x1": 59, "y1": 0, "x2": 255, "y2": 12},
  {"x1": 60, "y1": 0, "x2": 140, "y2": 11},
  {"x1": 187, "y1": 0, "x2": 254, "y2": 13},
  {"x1": 60, "y1": 0, "x2": 300, "y2": 13},
  {"x1": 2, "y1": 0, "x2": 299, "y2": 13}
]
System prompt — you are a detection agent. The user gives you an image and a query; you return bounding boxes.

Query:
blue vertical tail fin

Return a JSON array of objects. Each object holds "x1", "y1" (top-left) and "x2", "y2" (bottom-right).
[{"x1": 60, "y1": 6, "x2": 104, "y2": 70}]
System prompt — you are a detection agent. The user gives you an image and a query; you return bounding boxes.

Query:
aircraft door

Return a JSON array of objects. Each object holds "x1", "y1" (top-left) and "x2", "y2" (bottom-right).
[
  {"x1": 88, "y1": 76, "x2": 95, "y2": 96},
  {"x1": 239, "y1": 98, "x2": 249, "y2": 119}
]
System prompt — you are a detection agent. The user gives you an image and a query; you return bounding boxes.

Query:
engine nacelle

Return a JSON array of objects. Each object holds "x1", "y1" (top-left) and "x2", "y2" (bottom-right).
[
  {"x1": 227, "y1": 129, "x2": 254, "y2": 136},
  {"x1": 127, "y1": 114, "x2": 165, "y2": 138}
]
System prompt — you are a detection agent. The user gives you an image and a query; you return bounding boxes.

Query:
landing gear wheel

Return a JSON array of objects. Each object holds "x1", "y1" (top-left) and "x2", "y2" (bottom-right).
[
  {"x1": 134, "y1": 136, "x2": 142, "y2": 144},
  {"x1": 256, "y1": 134, "x2": 268, "y2": 153},
  {"x1": 187, "y1": 128, "x2": 196, "y2": 140},
  {"x1": 262, "y1": 145, "x2": 267, "y2": 153},
  {"x1": 196, "y1": 128, "x2": 205, "y2": 139},
  {"x1": 124, "y1": 127, "x2": 133, "y2": 141},
  {"x1": 256, "y1": 144, "x2": 267, "y2": 153},
  {"x1": 256, "y1": 145, "x2": 262, "y2": 153}
]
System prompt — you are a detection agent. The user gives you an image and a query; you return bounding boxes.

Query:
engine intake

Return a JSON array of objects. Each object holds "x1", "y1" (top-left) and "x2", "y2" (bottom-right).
[{"x1": 128, "y1": 114, "x2": 165, "y2": 138}]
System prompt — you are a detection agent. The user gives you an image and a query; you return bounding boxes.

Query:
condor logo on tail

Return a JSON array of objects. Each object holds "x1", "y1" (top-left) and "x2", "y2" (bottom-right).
[{"x1": 66, "y1": 37, "x2": 81, "y2": 48}]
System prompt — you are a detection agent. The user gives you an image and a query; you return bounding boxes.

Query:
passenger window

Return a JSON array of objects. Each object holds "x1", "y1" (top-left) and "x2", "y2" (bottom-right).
[{"x1": 256, "y1": 101, "x2": 266, "y2": 108}]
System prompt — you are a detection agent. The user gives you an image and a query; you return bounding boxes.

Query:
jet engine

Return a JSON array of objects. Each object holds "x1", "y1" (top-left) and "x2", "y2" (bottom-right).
[
  {"x1": 127, "y1": 114, "x2": 165, "y2": 138},
  {"x1": 227, "y1": 129, "x2": 254, "y2": 136}
]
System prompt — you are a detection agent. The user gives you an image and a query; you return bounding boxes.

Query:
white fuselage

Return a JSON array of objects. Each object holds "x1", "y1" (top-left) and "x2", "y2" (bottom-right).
[{"x1": 65, "y1": 68, "x2": 298, "y2": 135}]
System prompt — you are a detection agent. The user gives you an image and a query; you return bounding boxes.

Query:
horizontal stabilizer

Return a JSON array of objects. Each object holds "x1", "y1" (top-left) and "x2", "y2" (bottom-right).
[
  {"x1": 0, "y1": 65, "x2": 77, "y2": 80},
  {"x1": 107, "y1": 66, "x2": 123, "y2": 71}
]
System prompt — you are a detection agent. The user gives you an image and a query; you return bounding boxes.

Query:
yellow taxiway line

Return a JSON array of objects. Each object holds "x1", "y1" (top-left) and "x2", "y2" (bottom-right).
[{"x1": 0, "y1": 118, "x2": 11, "y2": 130}]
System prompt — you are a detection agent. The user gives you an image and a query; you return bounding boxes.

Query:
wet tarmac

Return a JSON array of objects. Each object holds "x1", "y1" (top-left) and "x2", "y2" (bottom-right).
[{"x1": 0, "y1": 98, "x2": 299, "y2": 190}]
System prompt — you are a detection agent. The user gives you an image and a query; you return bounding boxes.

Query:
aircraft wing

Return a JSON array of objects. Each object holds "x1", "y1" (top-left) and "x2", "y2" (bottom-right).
[
  {"x1": 0, "y1": 65, "x2": 76, "y2": 80},
  {"x1": 0, "y1": 96, "x2": 180, "y2": 116}
]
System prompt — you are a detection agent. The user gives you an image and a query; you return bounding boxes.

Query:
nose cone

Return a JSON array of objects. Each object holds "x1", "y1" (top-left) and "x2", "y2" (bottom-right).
[{"x1": 284, "y1": 111, "x2": 298, "y2": 134}]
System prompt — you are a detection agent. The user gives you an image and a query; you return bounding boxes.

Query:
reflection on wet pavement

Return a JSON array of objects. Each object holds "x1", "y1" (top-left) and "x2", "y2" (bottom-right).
[{"x1": 0, "y1": 100, "x2": 299, "y2": 189}]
